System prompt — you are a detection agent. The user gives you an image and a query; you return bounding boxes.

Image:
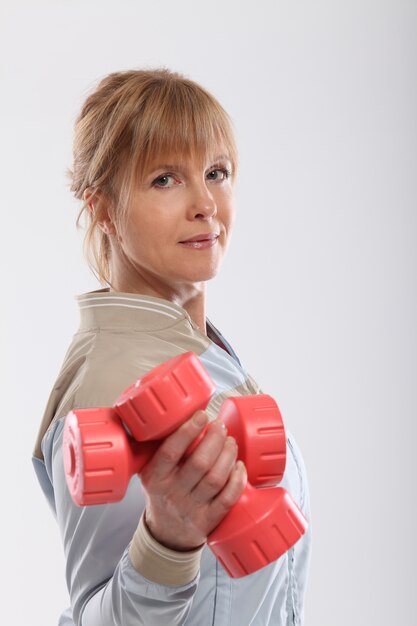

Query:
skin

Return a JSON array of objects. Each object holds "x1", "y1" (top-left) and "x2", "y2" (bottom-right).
[{"x1": 84, "y1": 149, "x2": 247, "y2": 551}]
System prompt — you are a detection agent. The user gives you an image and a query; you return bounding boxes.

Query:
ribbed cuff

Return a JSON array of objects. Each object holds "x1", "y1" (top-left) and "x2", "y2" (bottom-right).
[{"x1": 129, "y1": 513, "x2": 204, "y2": 586}]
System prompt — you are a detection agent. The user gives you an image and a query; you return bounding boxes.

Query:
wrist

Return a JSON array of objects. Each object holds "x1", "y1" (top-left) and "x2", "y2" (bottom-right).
[
  {"x1": 129, "y1": 512, "x2": 205, "y2": 586},
  {"x1": 144, "y1": 510, "x2": 206, "y2": 552}
]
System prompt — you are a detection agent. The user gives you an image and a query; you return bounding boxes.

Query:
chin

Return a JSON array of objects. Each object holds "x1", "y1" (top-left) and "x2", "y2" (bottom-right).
[
  {"x1": 200, "y1": 263, "x2": 222, "y2": 279},
  {"x1": 180, "y1": 267, "x2": 220, "y2": 284},
  {"x1": 178, "y1": 257, "x2": 221, "y2": 277}
]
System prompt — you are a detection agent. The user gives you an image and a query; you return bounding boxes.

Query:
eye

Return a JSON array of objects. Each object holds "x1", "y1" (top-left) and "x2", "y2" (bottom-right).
[
  {"x1": 152, "y1": 174, "x2": 177, "y2": 188},
  {"x1": 207, "y1": 167, "x2": 232, "y2": 182}
]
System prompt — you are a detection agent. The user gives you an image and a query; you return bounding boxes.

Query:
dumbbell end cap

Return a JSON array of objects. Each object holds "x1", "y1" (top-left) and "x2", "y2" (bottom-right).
[{"x1": 208, "y1": 487, "x2": 308, "y2": 578}]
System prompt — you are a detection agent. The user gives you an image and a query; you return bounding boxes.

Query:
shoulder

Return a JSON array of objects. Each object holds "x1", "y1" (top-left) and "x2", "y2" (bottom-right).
[
  {"x1": 33, "y1": 329, "x2": 146, "y2": 459},
  {"x1": 56, "y1": 328, "x2": 171, "y2": 418}
]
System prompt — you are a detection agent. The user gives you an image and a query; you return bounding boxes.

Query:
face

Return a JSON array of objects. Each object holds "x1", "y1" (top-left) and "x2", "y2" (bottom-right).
[{"x1": 110, "y1": 149, "x2": 236, "y2": 297}]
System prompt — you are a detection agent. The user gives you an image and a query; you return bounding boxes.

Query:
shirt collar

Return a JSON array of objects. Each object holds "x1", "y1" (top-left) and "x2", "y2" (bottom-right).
[{"x1": 76, "y1": 288, "x2": 196, "y2": 332}]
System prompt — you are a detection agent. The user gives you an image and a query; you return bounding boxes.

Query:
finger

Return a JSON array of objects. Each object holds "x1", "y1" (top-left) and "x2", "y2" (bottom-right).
[
  {"x1": 142, "y1": 410, "x2": 209, "y2": 482},
  {"x1": 190, "y1": 436, "x2": 238, "y2": 503},
  {"x1": 174, "y1": 419, "x2": 228, "y2": 493},
  {"x1": 206, "y1": 460, "x2": 248, "y2": 531}
]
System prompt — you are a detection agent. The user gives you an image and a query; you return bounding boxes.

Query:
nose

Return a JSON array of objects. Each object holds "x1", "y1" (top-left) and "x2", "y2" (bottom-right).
[{"x1": 187, "y1": 180, "x2": 217, "y2": 220}]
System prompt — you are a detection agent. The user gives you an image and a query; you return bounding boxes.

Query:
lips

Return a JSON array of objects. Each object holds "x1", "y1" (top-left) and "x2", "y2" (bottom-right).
[{"x1": 179, "y1": 232, "x2": 219, "y2": 243}]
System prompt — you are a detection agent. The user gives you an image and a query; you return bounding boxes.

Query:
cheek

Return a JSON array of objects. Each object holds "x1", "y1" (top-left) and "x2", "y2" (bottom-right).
[
  {"x1": 118, "y1": 218, "x2": 146, "y2": 256},
  {"x1": 223, "y1": 199, "x2": 236, "y2": 230},
  {"x1": 121, "y1": 212, "x2": 173, "y2": 254}
]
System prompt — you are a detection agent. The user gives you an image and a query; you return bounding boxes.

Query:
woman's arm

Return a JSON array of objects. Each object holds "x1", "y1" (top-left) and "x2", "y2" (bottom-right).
[
  {"x1": 47, "y1": 410, "x2": 246, "y2": 625},
  {"x1": 49, "y1": 417, "x2": 196, "y2": 625}
]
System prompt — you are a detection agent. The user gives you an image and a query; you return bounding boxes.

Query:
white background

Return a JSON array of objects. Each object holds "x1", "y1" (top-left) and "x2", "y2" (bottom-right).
[{"x1": 1, "y1": 1, "x2": 416, "y2": 624}]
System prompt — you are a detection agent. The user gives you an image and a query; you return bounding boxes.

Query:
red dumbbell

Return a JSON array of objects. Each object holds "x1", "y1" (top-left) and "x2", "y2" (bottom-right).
[
  {"x1": 64, "y1": 399, "x2": 306, "y2": 577},
  {"x1": 63, "y1": 351, "x2": 308, "y2": 577}
]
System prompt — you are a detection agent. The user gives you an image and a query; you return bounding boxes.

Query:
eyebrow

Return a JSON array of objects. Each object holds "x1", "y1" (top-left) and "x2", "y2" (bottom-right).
[{"x1": 148, "y1": 154, "x2": 232, "y2": 173}]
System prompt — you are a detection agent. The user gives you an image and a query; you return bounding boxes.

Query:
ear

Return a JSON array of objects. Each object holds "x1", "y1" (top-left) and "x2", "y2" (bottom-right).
[{"x1": 83, "y1": 188, "x2": 117, "y2": 236}]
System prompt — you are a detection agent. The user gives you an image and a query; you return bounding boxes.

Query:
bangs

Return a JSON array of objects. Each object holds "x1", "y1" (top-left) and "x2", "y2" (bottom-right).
[
  {"x1": 138, "y1": 83, "x2": 237, "y2": 173},
  {"x1": 114, "y1": 77, "x2": 238, "y2": 215}
]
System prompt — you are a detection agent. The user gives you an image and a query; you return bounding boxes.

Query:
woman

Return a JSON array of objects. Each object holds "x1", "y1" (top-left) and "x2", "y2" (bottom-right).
[{"x1": 33, "y1": 68, "x2": 312, "y2": 625}]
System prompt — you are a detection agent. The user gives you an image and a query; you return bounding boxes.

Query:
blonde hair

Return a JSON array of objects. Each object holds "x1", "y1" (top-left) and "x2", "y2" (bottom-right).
[{"x1": 66, "y1": 68, "x2": 239, "y2": 285}]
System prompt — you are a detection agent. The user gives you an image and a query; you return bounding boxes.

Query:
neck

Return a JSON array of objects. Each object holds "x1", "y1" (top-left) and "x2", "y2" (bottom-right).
[
  {"x1": 108, "y1": 276, "x2": 207, "y2": 336},
  {"x1": 107, "y1": 241, "x2": 210, "y2": 335}
]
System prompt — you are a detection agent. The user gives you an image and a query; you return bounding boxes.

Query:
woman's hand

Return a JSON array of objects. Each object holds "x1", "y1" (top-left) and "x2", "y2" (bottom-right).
[{"x1": 140, "y1": 410, "x2": 247, "y2": 551}]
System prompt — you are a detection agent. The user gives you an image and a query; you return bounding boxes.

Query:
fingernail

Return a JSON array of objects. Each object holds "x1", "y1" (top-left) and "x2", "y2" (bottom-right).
[
  {"x1": 211, "y1": 418, "x2": 227, "y2": 434},
  {"x1": 193, "y1": 411, "x2": 208, "y2": 427}
]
